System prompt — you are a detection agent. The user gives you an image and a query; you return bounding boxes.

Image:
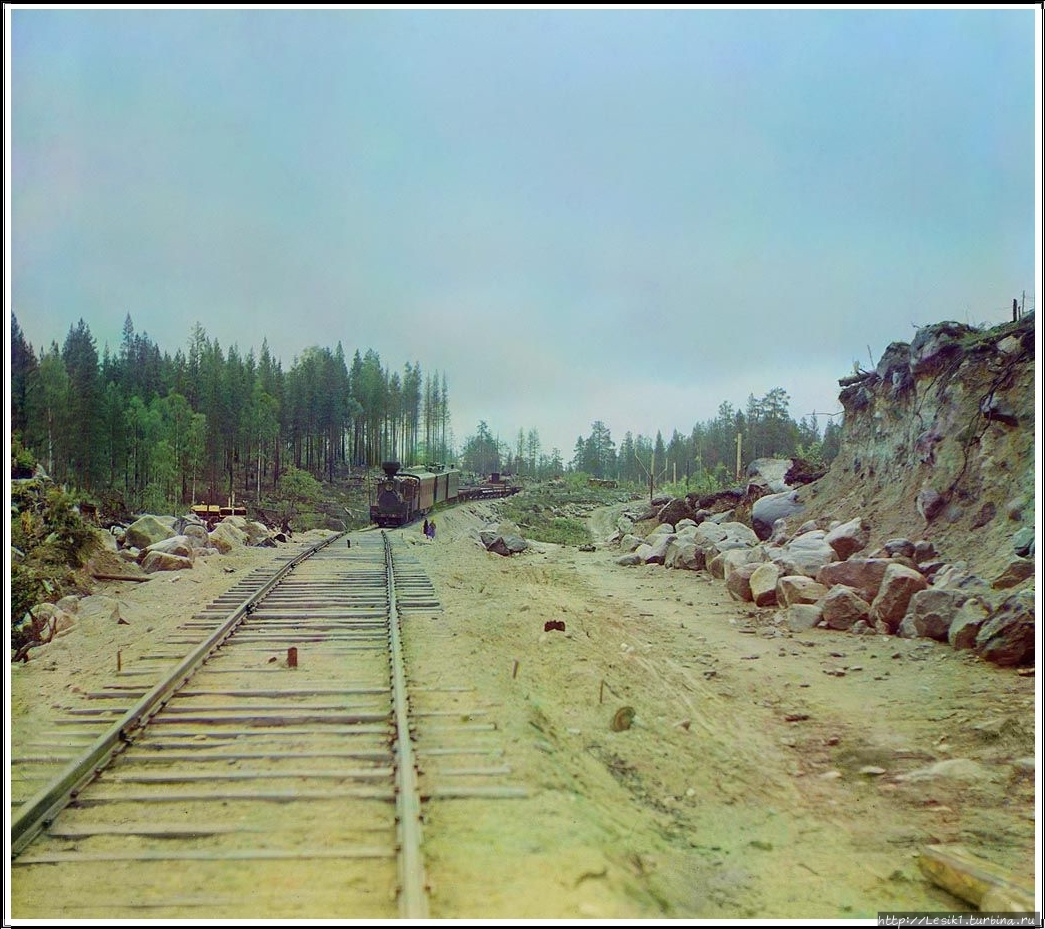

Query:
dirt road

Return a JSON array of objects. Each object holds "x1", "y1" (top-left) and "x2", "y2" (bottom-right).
[{"x1": 404, "y1": 501, "x2": 1037, "y2": 919}]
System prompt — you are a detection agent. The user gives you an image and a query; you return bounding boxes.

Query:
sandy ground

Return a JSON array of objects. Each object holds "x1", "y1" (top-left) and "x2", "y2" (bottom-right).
[{"x1": 6, "y1": 502, "x2": 1040, "y2": 921}]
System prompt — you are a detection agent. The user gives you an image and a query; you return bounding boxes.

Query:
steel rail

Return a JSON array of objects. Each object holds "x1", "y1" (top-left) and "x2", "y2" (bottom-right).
[
  {"x1": 384, "y1": 530, "x2": 430, "y2": 919},
  {"x1": 9, "y1": 531, "x2": 345, "y2": 856}
]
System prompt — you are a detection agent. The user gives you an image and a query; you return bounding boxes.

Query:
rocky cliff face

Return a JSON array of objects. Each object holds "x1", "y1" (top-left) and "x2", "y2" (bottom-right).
[{"x1": 801, "y1": 314, "x2": 1036, "y2": 580}]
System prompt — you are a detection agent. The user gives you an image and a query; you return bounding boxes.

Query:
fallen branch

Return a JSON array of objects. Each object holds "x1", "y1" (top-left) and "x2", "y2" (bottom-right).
[{"x1": 92, "y1": 573, "x2": 151, "y2": 582}]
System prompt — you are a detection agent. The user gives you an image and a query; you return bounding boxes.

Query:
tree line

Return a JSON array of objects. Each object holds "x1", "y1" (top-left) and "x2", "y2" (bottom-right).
[
  {"x1": 11, "y1": 313, "x2": 842, "y2": 510},
  {"x1": 570, "y1": 386, "x2": 842, "y2": 491},
  {"x1": 10, "y1": 314, "x2": 452, "y2": 513}
]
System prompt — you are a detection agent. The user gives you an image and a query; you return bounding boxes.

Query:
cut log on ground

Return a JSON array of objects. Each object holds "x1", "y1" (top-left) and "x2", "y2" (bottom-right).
[{"x1": 918, "y1": 844, "x2": 1036, "y2": 913}]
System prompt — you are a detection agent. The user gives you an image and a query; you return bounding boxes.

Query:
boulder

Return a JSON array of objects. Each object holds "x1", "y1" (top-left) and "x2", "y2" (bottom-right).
[
  {"x1": 817, "y1": 559, "x2": 892, "y2": 603},
  {"x1": 782, "y1": 603, "x2": 822, "y2": 632},
  {"x1": 824, "y1": 518, "x2": 870, "y2": 560},
  {"x1": 745, "y1": 458, "x2": 794, "y2": 494},
  {"x1": 181, "y1": 523, "x2": 211, "y2": 550},
  {"x1": 656, "y1": 498, "x2": 696, "y2": 528},
  {"x1": 642, "y1": 533, "x2": 676, "y2": 565},
  {"x1": 644, "y1": 523, "x2": 676, "y2": 542},
  {"x1": 122, "y1": 515, "x2": 175, "y2": 550},
  {"x1": 143, "y1": 535, "x2": 195, "y2": 560},
  {"x1": 991, "y1": 558, "x2": 1035, "y2": 590},
  {"x1": 487, "y1": 534, "x2": 528, "y2": 556},
  {"x1": 694, "y1": 521, "x2": 759, "y2": 562},
  {"x1": 903, "y1": 588, "x2": 971, "y2": 641},
  {"x1": 917, "y1": 488, "x2": 946, "y2": 523},
  {"x1": 820, "y1": 585, "x2": 872, "y2": 631},
  {"x1": 709, "y1": 547, "x2": 762, "y2": 581},
  {"x1": 633, "y1": 543, "x2": 655, "y2": 563},
  {"x1": 141, "y1": 551, "x2": 195, "y2": 573},
  {"x1": 776, "y1": 575, "x2": 830, "y2": 607},
  {"x1": 1011, "y1": 527, "x2": 1035, "y2": 558},
  {"x1": 725, "y1": 562, "x2": 760, "y2": 602},
  {"x1": 870, "y1": 563, "x2": 929, "y2": 633},
  {"x1": 949, "y1": 596, "x2": 990, "y2": 649},
  {"x1": 664, "y1": 539, "x2": 704, "y2": 572},
  {"x1": 913, "y1": 540, "x2": 938, "y2": 563},
  {"x1": 752, "y1": 490, "x2": 805, "y2": 540},
  {"x1": 878, "y1": 538, "x2": 916, "y2": 560},
  {"x1": 749, "y1": 563, "x2": 782, "y2": 607},
  {"x1": 209, "y1": 521, "x2": 248, "y2": 553},
  {"x1": 766, "y1": 530, "x2": 837, "y2": 578},
  {"x1": 77, "y1": 595, "x2": 123, "y2": 623},
  {"x1": 974, "y1": 591, "x2": 1035, "y2": 666}
]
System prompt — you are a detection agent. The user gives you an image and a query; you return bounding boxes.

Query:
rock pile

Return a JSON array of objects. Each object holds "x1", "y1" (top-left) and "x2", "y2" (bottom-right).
[
  {"x1": 467, "y1": 518, "x2": 529, "y2": 557},
  {"x1": 109, "y1": 512, "x2": 288, "y2": 572},
  {"x1": 610, "y1": 504, "x2": 1034, "y2": 668}
]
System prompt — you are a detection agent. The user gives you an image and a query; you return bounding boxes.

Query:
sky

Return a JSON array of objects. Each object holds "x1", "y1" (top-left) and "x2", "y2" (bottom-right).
[{"x1": 6, "y1": 4, "x2": 1042, "y2": 461}]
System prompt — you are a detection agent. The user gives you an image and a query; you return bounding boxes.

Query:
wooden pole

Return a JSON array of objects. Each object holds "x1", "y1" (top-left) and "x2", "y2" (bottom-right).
[{"x1": 735, "y1": 433, "x2": 742, "y2": 481}]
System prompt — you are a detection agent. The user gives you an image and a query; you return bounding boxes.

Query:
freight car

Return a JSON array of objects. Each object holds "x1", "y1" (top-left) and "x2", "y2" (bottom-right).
[
  {"x1": 456, "y1": 471, "x2": 522, "y2": 502},
  {"x1": 369, "y1": 461, "x2": 461, "y2": 528}
]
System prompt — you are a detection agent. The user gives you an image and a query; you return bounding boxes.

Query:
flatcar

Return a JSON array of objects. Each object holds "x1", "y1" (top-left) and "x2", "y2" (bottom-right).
[
  {"x1": 369, "y1": 461, "x2": 461, "y2": 528},
  {"x1": 456, "y1": 471, "x2": 523, "y2": 502}
]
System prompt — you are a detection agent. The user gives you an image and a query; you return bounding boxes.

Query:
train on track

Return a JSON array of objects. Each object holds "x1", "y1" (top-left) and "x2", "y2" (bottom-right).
[{"x1": 369, "y1": 461, "x2": 520, "y2": 528}]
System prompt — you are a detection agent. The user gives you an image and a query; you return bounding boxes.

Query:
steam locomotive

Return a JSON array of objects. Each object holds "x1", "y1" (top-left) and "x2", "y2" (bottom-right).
[
  {"x1": 368, "y1": 461, "x2": 522, "y2": 528},
  {"x1": 369, "y1": 461, "x2": 461, "y2": 528}
]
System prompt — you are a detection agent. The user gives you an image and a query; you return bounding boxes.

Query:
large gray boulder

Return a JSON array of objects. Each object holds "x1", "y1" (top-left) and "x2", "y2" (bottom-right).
[
  {"x1": 949, "y1": 597, "x2": 991, "y2": 650},
  {"x1": 781, "y1": 603, "x2": 822, "y2": 631},
  {"x1": 143, "y1": 535, "x2": 195, "y2": 560},
  {"x1": 209, "y1": 521, "x2": 248, "y2": 553},
  {"x1": 776, "y1": 575, "x2": 830, "y2": 607},
  {"x1": 664, "y1": 539, "x2": 704, "y2": 571},
  {"x1": 487, "y1": 534, "x2": 528, "y2": 556},
  {"x1": 901, "y1": 588, "x2": 971, "y2": 642},
  {"x1": 141, "y1": 551, "x2": 195, "y2": 573},
  {"x1": 123, "y1": 515, "x2": 175, "y2": 550},
  {"x1": 751, "y1": 490, "x2": 805, "y2": 540},
  {"x1": 708, "y1": 547, "x2": 762, "y2": 581},
  {"x1": 974, "y1": 591, "x2": 1035, "y2": 666},
  {"x1": 765, "y1": 531, "x2": 837, "y2": 579},
  {"x1": 746, "y1": 458, "x2": 794, "y2": 494}
]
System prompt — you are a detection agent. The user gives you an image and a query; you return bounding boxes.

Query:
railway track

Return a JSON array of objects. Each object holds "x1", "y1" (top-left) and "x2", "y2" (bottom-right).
[{"x1": 9, "y1": 530, "x2": 525, "y2": 919}]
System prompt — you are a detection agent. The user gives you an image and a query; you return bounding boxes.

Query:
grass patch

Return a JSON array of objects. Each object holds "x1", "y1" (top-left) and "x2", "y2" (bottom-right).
[{"x1": 492, "y1": 478, "x2": 640, "y2": 546}]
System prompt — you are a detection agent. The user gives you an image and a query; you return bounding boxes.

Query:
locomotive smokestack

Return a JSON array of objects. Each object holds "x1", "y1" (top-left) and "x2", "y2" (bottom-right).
[{"x1": 381, "y1": 461, "x2": 401, "y2": 478}]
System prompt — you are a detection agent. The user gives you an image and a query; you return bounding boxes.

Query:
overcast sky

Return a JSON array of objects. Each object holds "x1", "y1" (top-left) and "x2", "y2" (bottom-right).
[{"x1": 7, "y1": 5, "x2": 1040, "y2": 459}]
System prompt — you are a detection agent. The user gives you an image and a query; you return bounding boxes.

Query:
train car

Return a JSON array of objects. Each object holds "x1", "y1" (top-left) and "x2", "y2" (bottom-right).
[
  {"x1": 191, "y1": 498, "x2": 248, "y2": 529},
  {"x1": 456, "y1": 472, "x2": 522, "y2": 502},
  {"x1": 369, "y1": 461, "x2": 462, "y2": 528}
]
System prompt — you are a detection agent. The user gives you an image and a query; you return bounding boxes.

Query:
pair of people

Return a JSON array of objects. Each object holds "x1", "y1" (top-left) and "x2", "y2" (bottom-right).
[{"x1": 422, "y1": 518, "x2": 436, "y2": 540}]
